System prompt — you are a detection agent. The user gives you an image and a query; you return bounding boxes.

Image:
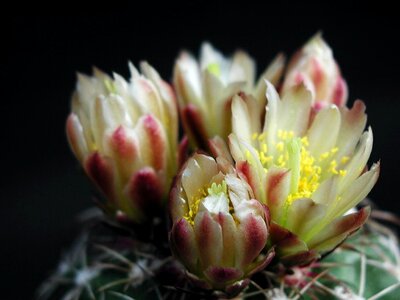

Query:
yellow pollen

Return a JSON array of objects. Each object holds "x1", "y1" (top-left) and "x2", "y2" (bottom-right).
[
  {"x1": 251, "y1": 130, "x2": 349, "y2": 220},
  {"x1": 341, "y1": 156, "x2": 350, "y2": 164}
]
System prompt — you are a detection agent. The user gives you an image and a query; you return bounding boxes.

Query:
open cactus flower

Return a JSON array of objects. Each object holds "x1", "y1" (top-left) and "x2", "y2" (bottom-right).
[
  {"x1": 169, "y1": 153, "x2": 274, "y2": 294},
  {"x1": 229, "y1": 82, "x2": 379, "y2": 265},
  {"x1": 40, "y1": 35, "x2": 400, "y2": 300},
  {"x1": 66, "y1": 62, "x2": 178, "y2": 223},
  {"x1": 174, "y1": 42, "x2": 285, "y2": 149}
]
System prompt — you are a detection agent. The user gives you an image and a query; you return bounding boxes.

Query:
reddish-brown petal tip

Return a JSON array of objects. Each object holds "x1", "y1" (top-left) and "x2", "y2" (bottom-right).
[
  {"x1": 127, "y1": 167, "x2": 163, "y2": 215},
  {"x1": 85, "y1": 152, "x2": 115, "y2": 201}
]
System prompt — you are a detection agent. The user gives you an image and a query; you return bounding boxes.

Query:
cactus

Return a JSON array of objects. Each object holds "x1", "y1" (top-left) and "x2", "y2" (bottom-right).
[
  {"x1": 38, "y1": 213, "x2": 400, "y2": 300},
  {"x1": 38, "y1": 35, "x2": 400, "y2": 299}
]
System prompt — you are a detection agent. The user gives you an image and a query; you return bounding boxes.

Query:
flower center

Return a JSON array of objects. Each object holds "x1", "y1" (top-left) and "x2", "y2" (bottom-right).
[
  {"x1": 248, "y1": 130, "x2": 349, "y2": 212},
  {"x1": 184, "y1": 181, "x2": 229, "y2": 225}
]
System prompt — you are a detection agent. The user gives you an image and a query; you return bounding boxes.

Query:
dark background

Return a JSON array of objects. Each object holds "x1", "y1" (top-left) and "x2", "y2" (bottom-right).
[{"x1": 4, "y1": 4, "x2": 400, "y2": 299}]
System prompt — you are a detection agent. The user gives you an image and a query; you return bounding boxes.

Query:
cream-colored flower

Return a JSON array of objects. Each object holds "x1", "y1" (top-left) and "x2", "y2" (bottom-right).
[
  {"x1": 66, "y1": 62, "x2": 178, "y2": 223},
  {"x1": 282, "y1": 33, "x2": 348, "y2": 108},
  {"x1": 174, "y1": 42, "x2": 285, "y2": 149},
  {"x1": 227, "y1": 82, "x2": 379, "y2": 264}
]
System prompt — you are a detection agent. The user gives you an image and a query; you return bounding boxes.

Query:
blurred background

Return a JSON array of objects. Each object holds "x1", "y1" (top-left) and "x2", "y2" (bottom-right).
[{"x1": 4, "y1": 4, "x2": 399, "y2": 299}]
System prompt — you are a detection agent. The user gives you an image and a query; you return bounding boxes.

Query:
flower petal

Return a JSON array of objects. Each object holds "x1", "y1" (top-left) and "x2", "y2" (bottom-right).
[
  {"x1": 66, "y1": 113, "x2": 89, "y2": 162},
  {"x1": 85, "y1": 152, "x2": 116, "y2": 202},
  {"x1": 306, "y1": 104, "x2": 341, "y2": 157},
  {"x1": 307, "y1": 206, "x2": 370, "y2": 252},
  {"x1": 126, "y1": 166, "x2": 163, "y2": 219},
  {"x1": 181, "y1": 104, "x2": 209, "y2": 150},
  {"x1": 181, "y1": 153, "x2": 219, "y2": 207},
  {"x1": 265, "y1": 167, "x2": 291, "y2": 222},
  {"x1": 269, "y1": 223, "x2": 308, "y2": 258},
  {"x1": 194, "y1": 211, "x2": 223, "y2": 269},
  {"x1": 236, "y1": 214, "x2": 268, "y2": 268},
  {"x1": 170, "y1": 218, "x2": 199, "y2": 272},
  {"x1": 135, "y1": 114, "x2": 167, "y2": 170}
]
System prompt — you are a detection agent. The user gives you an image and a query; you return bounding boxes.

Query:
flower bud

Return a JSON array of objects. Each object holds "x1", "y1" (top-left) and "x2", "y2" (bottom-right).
[
  {"x1": 66, "y1": 63, "x2": 178, "y2": 223},
  {"x1": 174, "y1": 42, "x2": 285, "y2": 149},
  {"x1": 282, "y1": 33, "x2": 348, "y2": 108}
]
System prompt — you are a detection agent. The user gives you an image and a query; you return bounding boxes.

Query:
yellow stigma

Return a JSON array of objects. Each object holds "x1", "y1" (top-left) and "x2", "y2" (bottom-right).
[
  {"x1": 251, "y1": 130, "x2": 348, "y2": 217},
  {"x1": 208, "y1": 181, "x2": 227, "y2": 196}
]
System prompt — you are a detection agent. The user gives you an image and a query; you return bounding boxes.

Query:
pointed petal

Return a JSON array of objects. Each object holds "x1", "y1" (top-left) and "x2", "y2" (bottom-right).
[
  {"x1": 265, "y1": 167, "x2": 291, "y2": 222},
  {"x1": 339, "y1": 128, "x2": 373, "y2": 192},
  {"x1": 108, "y1": 126, "x2": 139, "y2": 181},
  {"x1": 231, "y1": 94, "x2": 254, "y2": 143},
  {"x1": 308, "y1": 207, "x2": 370, "y2": 252},
  {"x1": 306, "y1": 104, "x2": 341, "y2": 157},
  {"x1": 230, "y1": 50, "x2": 255, "y2": 90},
  {"x1": 333, "y1": 163, "x2": 379, "y2": 217},
  {"x1": 66, "y1": 113, "x2": 89, "y2": 162},
  {"x1": 85, "y1": 152, "x2": 116, "y2": 202},
  {"x1": 335, "y1": 100, "x2": 367, "y2": 159},
  {"x1": 236, "y1": 214, "x2": 268, "y2": 268},
  {"x1": 170, "y1": 218, "x2": 199, "y2": 272},
  {"x1": 209, "y1": 136, "x2": 234, "y2": 165},
  {"x1": 257, "y1": 53, "x2": 286, "y2": 88},
  {"x1": 331, "y1": 76, "x2": 348, "y2": 106},
  {"x1": 236, "y1": 160, "x2": 264, "y2": 203},
  {"x1": 181, "y1": 153, "x2": 218, "y2": 206},
  {"x1": 181, "y1": 104, "x2": 209, "y2": 150},
  {"x1": 269, "y1": 223, "x2": 309, "y2": 257},
  {"x1": 135, "y1": 114, "x2": 167, "y2": 170},
  {"x1": 285, "y1": 198, "x2": 327, "y2": 238},
  {"x1": 194, "y1": 211, "x2": 223, "y2": 269},
  {"x1": 216, "y1": 213, "x2": 238, "y2": 267},
  {"x1": 279, "y1": 82, "x2": 313, "y2": 136}
]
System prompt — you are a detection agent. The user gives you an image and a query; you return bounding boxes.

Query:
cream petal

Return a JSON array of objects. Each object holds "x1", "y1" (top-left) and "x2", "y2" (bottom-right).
[
  {"x1": 218, "y1": 213, "x2": 238, "y2": 267},
  {"x1": 335, "y1": 100, "x2": 367, "y2": 159},
  {"x1": 312, "y1": 176, "x2": 339, "y2": 206},
  {"x1": 231, "y1": 95, "x2": 253, "y2": 144},
  {"x1": 66, "y1": 113, "x2": 89, "y2": 162},
  {"x1": 262, "y1": 81, "x2": 281, "y2": 155},
  {"x1": 279, "y1": 82, "x2": 313, "y2": 136},
  {"x1": 331, "y1": 163, "x2": 379, "y2": 218},
  {"x1": 236, "y1": 214, "x2": 268, "y2": 268},
  {"x1": 181, "y1": 154, "x2": 218, "y2": 206},
  {"x1": 285, "y1": 198, "x2": 327, "y2": 238},
  {"x1": 171, "y1": 218, "x2": 199, "y2": 272},
  {"x1": 265, "y1": 167, "x2": 291, "y2": 222},
  {"x1": 306, "y1": 104, "x2": 341, "y2": 157},
  {"x1": 254, "y1": 53, "x2": 286, "y2": 105},
  {"x1": 90, "y1": 96, "x2": 116, "y2": 152},
  {"x1": 173, "y1": 52, "x2": 203, "y2": 107},
  {"x1": 230, "y1": 50, "x2": 255, "y2": 89},
  {"x1": 107, "y1": 126, "x2": 140, "y2": 182},
  {"x1": 307, "y1": 207, "x2": 370, "y2": 251},
  {"x1": 194, "y1": 211, "x2": 223, "y2": 269},
  {"x1": 339, "y1": 128, "x2": 373, "y2": 192},
  {"x1": 135, "y1": 114, "x2": 167, "y2": 171}
]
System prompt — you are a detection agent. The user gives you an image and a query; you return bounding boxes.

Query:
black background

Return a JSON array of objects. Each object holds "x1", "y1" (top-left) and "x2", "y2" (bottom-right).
[{"x1": 4, "y1": 4, "x2": 400, "y2": 299}]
